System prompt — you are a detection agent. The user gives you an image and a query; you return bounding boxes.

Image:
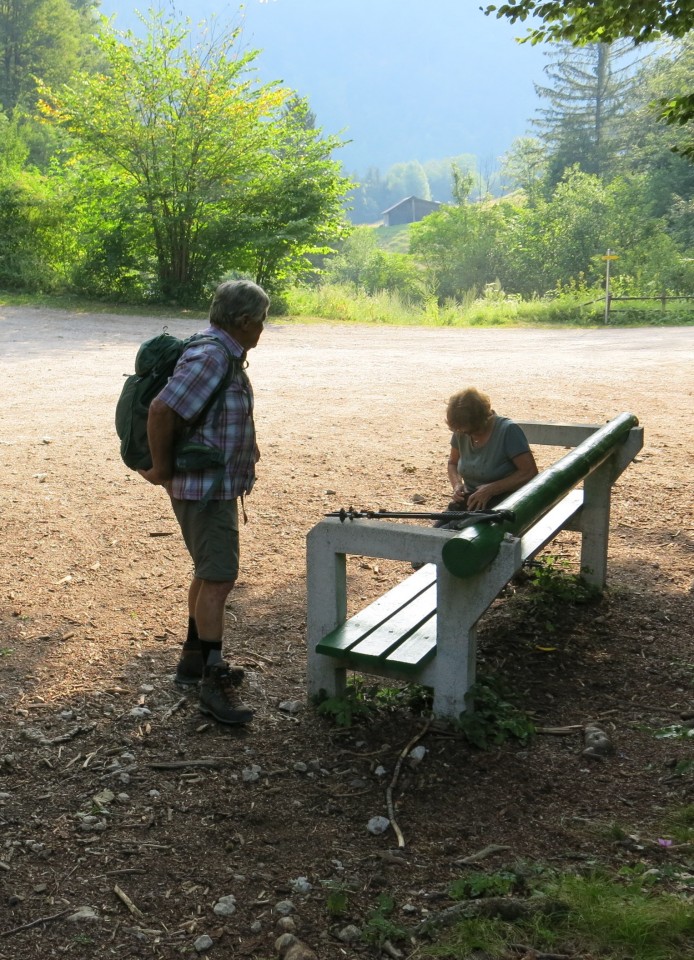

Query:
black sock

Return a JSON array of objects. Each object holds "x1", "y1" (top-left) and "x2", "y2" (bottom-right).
[
  {"x1": 200, "y1": 640, "x2": 223, "y2": 669},
  {"x1": 183, "y1": 617, "x2": 199, "y2": 650}
]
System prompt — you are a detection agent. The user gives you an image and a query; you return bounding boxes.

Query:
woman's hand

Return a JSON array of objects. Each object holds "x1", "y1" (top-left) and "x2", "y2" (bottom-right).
[
  {"x1": 451, "y1": 482, "x2": 467, "y2": 503},
  {"x1": 467, "y1": 485, "x2": 494, "y2": 510}
]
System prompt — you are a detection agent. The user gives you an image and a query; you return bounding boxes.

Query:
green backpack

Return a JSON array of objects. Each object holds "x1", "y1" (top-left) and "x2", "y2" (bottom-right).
[{"x1": 115, "y1": 331, "x2": 237, "y2": 472}]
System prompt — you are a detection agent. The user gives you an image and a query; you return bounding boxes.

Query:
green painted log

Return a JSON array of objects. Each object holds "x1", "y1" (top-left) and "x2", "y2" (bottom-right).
[{"x1": 441, "y1": 412, "x2": 639, "y2": 579}]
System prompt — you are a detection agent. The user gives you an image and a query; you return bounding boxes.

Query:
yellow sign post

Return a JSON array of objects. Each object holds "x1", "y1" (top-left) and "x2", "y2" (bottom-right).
[{"x1": 602, "y1": 250, "x2": 620, "y2": 323}]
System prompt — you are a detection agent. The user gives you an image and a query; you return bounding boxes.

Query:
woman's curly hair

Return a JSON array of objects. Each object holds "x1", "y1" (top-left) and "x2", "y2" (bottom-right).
[{"x1": 446, "y1": 387, "x2": 493, "y2": 434}]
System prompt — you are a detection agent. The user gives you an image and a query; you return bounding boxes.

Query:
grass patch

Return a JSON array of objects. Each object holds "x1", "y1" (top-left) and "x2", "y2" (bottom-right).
[
  {"x1": 422, "y1": 867, "x2": 693, "y2": 959},
  {"x1": 285, "y1": 283, "x2": 694, "y2": 328},
  {"x1": 372, "y1": 224, "x2": 412, "y2": 253},
  {"x1": 527, "y1": 553, "x2": 602, "y2": 602},
  {"x1": 314, "y1": 675, "x2": 431, "y2": 728},
  {"x1": 314, "y1": 672, "x2": 534, "y2": 748},
  {"x1": 660, "y1": 804, "x2": 694, "y2": 844},
  {"x1": 4, "y1": 285, "x2": 693, "y2": 328}
]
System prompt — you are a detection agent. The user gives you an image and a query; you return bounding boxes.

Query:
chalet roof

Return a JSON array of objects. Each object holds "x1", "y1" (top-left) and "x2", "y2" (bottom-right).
[{"x1": 381, "y1": 195, "x2": 443, "y2": 215}]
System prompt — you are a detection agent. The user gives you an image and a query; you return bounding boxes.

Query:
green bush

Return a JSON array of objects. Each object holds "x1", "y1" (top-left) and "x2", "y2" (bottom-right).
[{"x1": 0, "y1": 184, "x2": 61, "y2": 291}]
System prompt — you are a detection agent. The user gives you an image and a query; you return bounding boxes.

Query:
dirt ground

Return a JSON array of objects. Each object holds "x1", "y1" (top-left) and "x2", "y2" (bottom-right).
[{"x1": 0, "y1": 306, "x2": 692, "y2": 960}]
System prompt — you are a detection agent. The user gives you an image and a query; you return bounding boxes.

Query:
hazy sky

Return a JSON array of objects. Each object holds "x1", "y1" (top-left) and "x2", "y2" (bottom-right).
[{"x1": 97, "y1": 0, "x2": 548, "y2": 172}]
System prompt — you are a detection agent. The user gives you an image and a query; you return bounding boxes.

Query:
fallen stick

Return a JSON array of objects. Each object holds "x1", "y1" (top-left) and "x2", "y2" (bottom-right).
[
  {"x1": 20, "y1": 723, "x2": 96, "y2": 747},
  {"x1": 387, "y1": 716, "x2": 433, "y2": 849},
  {"x1": 161, "y1": 697, "x2": 187, "y2": 720},
  {"x1": 114, "y1": 884, "x2": 145, "y2": 919},
  {"x1": 417, "y1": 894, "x2": 566, "y2": 933},
  {"x1": 508, "y1": 946, "x2": 571, "y2": 960},
  {"x1": 536, "y1": 725, "x2": 584, "y2": 735},
  {"x1": 1, "y1": 909, "x2": 69, "y2": 938},
  {"x1": 145, "y1": 759, "x2": 231, "y2": 770},
  {"x1": 456, "y1": 843, "x2": 512, "y2": 865}
]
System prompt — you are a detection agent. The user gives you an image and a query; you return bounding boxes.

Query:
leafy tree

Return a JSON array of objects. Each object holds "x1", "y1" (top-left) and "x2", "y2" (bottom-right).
[
  {"x1": 451, "y1": 165, "x2": 475, "y2": 203},
  {"x1": 533, "y1": 42, "x2": 641, "y2": 184},
  {"x1": 507, "y1": 167, "x2": 677, "y2": 294},
  {"x1": 623, "y1": 36, "x2": 694, "y2": 210},
  {"x1": 52, "y1": 159, "x2": 157, "y2": 299},
  {"x1": 0, "y1": 0, "x2": 101, "y2": 169},
  {"x1": 0, "y1": 168, "x2": 65, "y2": 290},
  {"x1": 38, "y1": 11, "x2": 349, "y2": 302},
  {"x1": 0, "y1": 112, "x2": 29, "y2": 174},
  {"x1": 667, "y1": 193, "x2": 694, "y2": 248},
  {"x1": 347, "y1": 167, "x2": 390, "y2": 224},
  {"x1": 325, "y1": 226, "x2": 380, "y2": 287},
  {"x1": 0, "y1": 111, "x2": 64, "y2": 289},
  {"x1": 485, "y1": 2, "x2": 693, "y2": 45},
  {"x1": 359, "y1": 247, "x2": 423, "y2": 301},
  {"x1": 347, "y1": 156, "x2": 486, "y2": 225},
  {"x1": 0, "y1": 0, "x2": 99, "y2": 114},
  {"x1": 423, "y1": 154, "x2": 478, "y2": 202},
  {"x1": 500, "y1": 136, "x2": 548, "y2": 198},
  {"x1": 229, "y1": 96, "x2": 351, "y2": 293},
  {"x1": 410, "y1": 194, "x2": 517, "y2": 300},
  {"x1": 325, "y1": 225, "x2": 423, "y2": 300},
  {"x1": 409, "y1": 164, "x2": 682, "y2": 300}
]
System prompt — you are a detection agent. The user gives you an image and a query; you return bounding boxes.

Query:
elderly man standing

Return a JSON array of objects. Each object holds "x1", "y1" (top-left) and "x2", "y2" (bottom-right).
[{"x1": 139, "y1": 279, "x2": 269, "y2": 726}]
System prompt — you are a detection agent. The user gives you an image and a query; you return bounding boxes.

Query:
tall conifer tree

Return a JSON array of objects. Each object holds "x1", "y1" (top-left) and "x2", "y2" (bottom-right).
[{"x1": 533, "y1": 41, "x2": 642, "y2": 185}]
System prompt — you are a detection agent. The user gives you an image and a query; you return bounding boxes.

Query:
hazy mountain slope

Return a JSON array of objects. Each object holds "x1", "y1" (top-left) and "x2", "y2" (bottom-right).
[{"x1": 97, "y1": 0, "x2": 547, "y2": 173}]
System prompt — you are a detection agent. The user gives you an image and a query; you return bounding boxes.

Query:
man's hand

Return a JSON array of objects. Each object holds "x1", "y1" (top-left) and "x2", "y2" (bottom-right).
[
  {"x1": 138, "y1": 466, "x2": 172, "y2": 491},
  {"x1": 142, "y1": 398, "x2": 180, "y2": 489}
]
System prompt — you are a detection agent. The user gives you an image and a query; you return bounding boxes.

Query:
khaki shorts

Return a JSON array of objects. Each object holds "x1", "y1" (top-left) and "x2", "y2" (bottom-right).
[{"x1": 171, "y1": 498, "x2": 240, "y2": 582}]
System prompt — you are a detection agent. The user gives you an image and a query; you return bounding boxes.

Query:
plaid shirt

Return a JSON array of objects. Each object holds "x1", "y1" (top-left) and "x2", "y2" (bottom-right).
[{"x1": 157, "y1": 326, "x2": 256, "y2": 501}]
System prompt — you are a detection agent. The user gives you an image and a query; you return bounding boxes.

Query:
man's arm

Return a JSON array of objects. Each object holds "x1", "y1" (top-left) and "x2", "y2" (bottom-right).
[{"x1": 138, "y1": 397, "x2": 183, "y2": 486}]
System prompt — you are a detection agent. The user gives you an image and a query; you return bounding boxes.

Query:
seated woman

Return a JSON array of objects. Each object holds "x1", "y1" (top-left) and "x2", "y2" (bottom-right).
[{"x1": 440, "y1": 387, "x2": 538, "y2": 518}]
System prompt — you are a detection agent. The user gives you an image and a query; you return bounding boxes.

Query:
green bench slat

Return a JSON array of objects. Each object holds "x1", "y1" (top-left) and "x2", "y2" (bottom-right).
[
  {"x1": 384, "y1": 617, "x2": 437, "y2": 673},
  {"x1": 316, "y1": 564, "x2": 435, "y2": 657},
  {"x1": 346, "y1": 587, "x2": 437, "y2": 663}
]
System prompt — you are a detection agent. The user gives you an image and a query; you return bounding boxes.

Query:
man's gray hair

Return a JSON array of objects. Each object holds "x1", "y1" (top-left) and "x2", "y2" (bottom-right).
[{"x1": 209, "y1": 279, "x2": 270, "y2": 329}]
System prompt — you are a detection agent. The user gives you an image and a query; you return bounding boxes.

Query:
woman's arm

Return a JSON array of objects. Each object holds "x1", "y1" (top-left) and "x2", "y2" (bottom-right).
[
  {"x1": 466, "y1": 450, "x2": 538, "y2": 511},
  {"x1": 447, "y1": 446, "x2": 467, "y2": 502}
]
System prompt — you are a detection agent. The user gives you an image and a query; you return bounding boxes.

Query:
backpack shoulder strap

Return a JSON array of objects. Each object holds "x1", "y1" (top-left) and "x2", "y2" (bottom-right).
[
  {"x1": 179, "y1": 334, "x2": 243, "y2": 431},
  {"x1": 183, "y1": 333, "x2": 244, "y2": 385}
]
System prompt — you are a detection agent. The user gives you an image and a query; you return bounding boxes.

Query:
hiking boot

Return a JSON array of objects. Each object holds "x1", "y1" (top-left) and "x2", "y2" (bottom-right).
[
  {"x1": 175, "y1": 649, "x2": 245, "y2": 687},
  {"x1": 198, "y1": 664, "x2": 254, "y2": 725}
]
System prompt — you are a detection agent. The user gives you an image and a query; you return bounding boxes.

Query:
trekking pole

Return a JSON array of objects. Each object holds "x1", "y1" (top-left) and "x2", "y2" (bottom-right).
[{"x1": 325, "y1": 506, "x2": 516, "y2": 527}]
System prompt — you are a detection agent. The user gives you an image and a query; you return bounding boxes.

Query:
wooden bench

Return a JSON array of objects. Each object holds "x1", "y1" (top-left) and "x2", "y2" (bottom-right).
[{"x1": 306, "y1": 418, "x2": 643, "y2": 719}]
